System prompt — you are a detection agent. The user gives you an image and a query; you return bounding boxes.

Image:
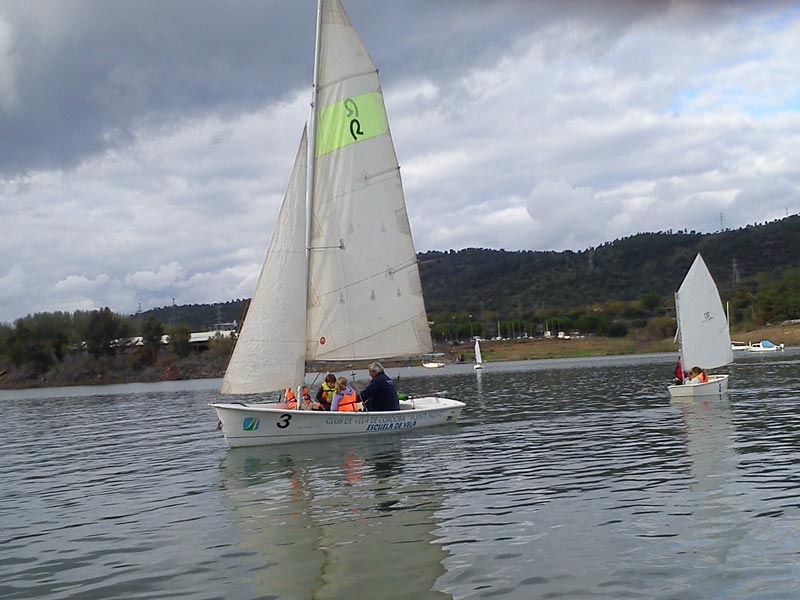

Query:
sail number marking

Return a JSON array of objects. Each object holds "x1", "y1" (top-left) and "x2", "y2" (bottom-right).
[
  {"x1": 344, "y1": 98, "x2": 363, "y2": 141},
  {"x1": 277, "y1": 414, "x2": 292, "y2": 429},
  {"x1": 315, "y1": 91, "x2": 388, "y2": 156}
]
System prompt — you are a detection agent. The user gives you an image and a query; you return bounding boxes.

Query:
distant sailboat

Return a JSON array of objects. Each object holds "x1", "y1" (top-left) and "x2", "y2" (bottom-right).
[
  {"x1": 473, "y1": 339, "x2": 484, "y2": 370},
  {"x1": 668, "y1": 254, "x2": 733, "y2": 398},
  {"x1": 210, "y1": 0, "x2": 465, "y2": 447}
]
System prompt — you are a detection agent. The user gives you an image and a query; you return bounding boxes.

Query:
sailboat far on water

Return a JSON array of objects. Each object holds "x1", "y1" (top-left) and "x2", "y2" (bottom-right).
[
  {"x1": 668, "y1": 254, "x2": 733, "y2": 399},
  {"x1": 210, "y1": 0, "x2": 465, "y2": 447},
  {"x1": 473, "y1": 339, "x2": 484, "y2": 370}
]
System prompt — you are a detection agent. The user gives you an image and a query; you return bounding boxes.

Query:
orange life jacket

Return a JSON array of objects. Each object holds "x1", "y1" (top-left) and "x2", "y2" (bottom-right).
[
  {"x1": 285, "y1": 387, "x2": 297, "y2": 409},
  {"x1": 301, "y1": 386, "x2": 311, "y2": 403},
  {"x1": 336, "y1": 388, "x2": 359, "y2": 412},
  {"x1": 698, "y1": 372, "x2": 708, "y2": 383}
]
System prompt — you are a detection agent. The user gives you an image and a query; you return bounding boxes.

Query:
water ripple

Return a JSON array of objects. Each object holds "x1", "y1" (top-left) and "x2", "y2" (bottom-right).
[{"x1": 3, "y1": 352, "x2": 800, "y2": 598}]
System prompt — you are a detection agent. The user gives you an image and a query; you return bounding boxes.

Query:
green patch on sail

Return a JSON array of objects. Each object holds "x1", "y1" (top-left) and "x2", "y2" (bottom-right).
[{"x1": 316, "y1": 91, "x2": 388, "y2": 156}]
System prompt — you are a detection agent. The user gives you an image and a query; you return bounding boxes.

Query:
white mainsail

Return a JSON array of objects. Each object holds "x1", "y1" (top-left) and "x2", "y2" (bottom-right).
[
  {"x1": 305, "y1": 0, "x2": 432, "y2": 362},
  {"x1": 221, "y1": 0, "x2": 432, "y2": 394},
  {"x1": 474, "y1": 340, "x2": 483, "y2": 366},
  {"x1": 675, "y1": 254, "x2": 733, "y2": 371},
  {"x1": 220, "y1": 130, "x2": 309, "y2": 394}
]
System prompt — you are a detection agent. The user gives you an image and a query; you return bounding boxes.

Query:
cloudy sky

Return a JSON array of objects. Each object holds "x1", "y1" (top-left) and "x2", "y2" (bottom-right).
[{"x1": 1, "y1": 0, "x2": 799, "y2": 323}]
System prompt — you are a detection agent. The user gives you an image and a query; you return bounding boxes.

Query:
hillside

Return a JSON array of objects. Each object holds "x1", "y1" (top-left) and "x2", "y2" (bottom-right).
[
  {"x1": 135, "y1": 216, "x2": 800, "y2": 327},
  {"x1": 418, "y1": 216, "x2": 800, "y2": 315}
]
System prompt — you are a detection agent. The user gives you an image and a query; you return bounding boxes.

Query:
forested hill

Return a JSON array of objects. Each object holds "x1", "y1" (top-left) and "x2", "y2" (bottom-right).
[
  {"x1": 138, "y1": 215, "x2": 800, "y2": 327},
  {"x1": 417, "y1": 215, "x2": 800, "y2": 315}
]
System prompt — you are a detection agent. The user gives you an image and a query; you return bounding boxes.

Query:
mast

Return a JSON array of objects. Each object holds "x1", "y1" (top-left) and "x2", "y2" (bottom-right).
[
  {"x1": 306, "y1": 0, "x2": 322, "y2": 269},
  {"x1": 303, "y1": 0, "x2": 323, "y2": 375}
]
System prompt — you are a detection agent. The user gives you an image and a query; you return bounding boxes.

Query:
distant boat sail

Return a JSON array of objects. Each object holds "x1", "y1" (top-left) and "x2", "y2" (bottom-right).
[
  {"x1": 211, "y1": 0, "x2": 464, "y2": 447},
  {"x1": 473, "y1": 339, "x2": 484, "y2": 370}
]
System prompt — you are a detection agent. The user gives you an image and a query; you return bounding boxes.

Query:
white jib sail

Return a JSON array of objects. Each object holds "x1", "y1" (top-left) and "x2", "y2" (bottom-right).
[
  {"x1": 676, "y1": 254, "x2": 733, "y2": 371},
  {"x1": 474, "y1": 340, "x2": 483, "y2": 365},
  {"x1": 305, "y1": 0, "x2": 432, "y2": 362},
  {"x1": 220, "y1": 129, "x2": 309, "y2": 394}
]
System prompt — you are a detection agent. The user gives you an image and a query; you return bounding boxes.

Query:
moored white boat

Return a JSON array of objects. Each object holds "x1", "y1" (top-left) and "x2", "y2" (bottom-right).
[
  {"x1": 731, "y1": 340, "x2": 748, "y2": 352},
  {"x1": 746, "y1": 340, "x2": 784, "y2": 352},
  {"x1": 211, "y1": 0, "x2": 465, "y2": 447},
  {"x1": 668, "y1": 254, "x2": 733, "y2": 399},
  {"x1": 422, "y1": 361, "x2": 446, "y2": 369}
]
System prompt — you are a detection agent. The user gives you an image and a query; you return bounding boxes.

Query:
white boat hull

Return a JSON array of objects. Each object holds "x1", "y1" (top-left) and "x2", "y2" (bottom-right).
[
  {"x1": 422, "y1": 362, "x2": 446, "y2": 369},
  {"x1": 668, "y1": 374, "x2": 729, "y2": 398},
  {"x1": 210, "y1": 396, "x2": 465, "y2": 448},
  {"x1": 473, "y1": 363, "x2": 483, "y2": 370},
  {"x1": 746, "y1": 344, "x2": 784, "y2": 353}
]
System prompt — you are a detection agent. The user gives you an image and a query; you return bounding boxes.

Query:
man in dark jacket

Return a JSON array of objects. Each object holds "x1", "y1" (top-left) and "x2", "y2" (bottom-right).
[{"x1": 360, "y1": 362, "x2": 399, "y2": 411}]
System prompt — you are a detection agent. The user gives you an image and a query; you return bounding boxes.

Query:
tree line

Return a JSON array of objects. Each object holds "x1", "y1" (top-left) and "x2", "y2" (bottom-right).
[{"x1": 0, "y1": 309, "x2": 200, "y2": 379}]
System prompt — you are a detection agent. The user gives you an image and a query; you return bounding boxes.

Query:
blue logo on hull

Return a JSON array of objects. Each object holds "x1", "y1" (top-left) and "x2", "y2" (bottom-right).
[{"x1": 243, "y1": 417, "x2": 260, "y2": 431}]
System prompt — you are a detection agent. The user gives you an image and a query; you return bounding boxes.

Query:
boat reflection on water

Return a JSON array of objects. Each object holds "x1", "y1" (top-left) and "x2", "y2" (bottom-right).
[
  {"x1": 674, "y1": 396, "x2": 749, "y2": 566},
  {"x1": 220, "y1": 435, "x2": 451, "y2": 599}
]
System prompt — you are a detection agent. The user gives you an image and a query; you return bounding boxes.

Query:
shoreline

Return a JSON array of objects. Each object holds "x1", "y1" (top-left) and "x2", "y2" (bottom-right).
[{"x1": 1, "y1": 323, "x2": 795, "y2": 391}]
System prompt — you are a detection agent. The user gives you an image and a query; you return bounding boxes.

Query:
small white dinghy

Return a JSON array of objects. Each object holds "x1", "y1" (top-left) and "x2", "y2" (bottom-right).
[
  {"x1": 473, "y1": 339, "x2": 484, "y2": 370},
  {"x1": 667, "y1": 254, "x2": 733, "y2": 399},
  {"x1": 211, "y1": 0, "x2": 465, "y2": 447},
  {"x1": 422, "y1": 361, "x2": 446, "y2": 369}
]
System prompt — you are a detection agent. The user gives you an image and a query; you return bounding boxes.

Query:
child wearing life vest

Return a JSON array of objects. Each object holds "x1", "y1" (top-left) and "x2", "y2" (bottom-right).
[
  {"x1": 284, "y1": 385, "x2": 312, "y2": 409},
  {"x1": 314, "y1": 373, "x2": 337, "y2": 411},
  {"x1": 688, "y1": 366, "x2": 708, "y2": 384},
  {"x1": 331, "y1": 376, "x2": 362, "y2": 412}
]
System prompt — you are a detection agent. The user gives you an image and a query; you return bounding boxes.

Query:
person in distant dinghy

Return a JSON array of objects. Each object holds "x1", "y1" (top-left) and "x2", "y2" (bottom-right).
[
  {"x1": 359, "y1": 362, "x2": 400, "y2": 411},
  {"x1": 687, "y1": 366, "x2": 708, "y2": 384}
]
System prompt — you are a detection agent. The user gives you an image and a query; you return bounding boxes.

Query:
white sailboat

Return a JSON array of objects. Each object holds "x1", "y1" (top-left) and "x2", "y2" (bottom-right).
[
  {"x1": 668, "y1": 254, "x2": 733, "y2": 398},
  {"x1": 210, "y1": 0, "x2": 464, "y2": 447},
  {"x1": 473, "y1": 339, "x2": 484, "y2": 370}
]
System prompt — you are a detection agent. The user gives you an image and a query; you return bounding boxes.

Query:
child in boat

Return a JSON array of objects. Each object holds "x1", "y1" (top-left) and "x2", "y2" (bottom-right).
[
  {"x1": 331, "y1": 376, "x2": 362, "y2": 412},
  {"x1": 314, "y1": 373, "x2": 337, "y2": 411},
  {"x1": 687, "y1": 366, "x2": 708, "y2": 384}
]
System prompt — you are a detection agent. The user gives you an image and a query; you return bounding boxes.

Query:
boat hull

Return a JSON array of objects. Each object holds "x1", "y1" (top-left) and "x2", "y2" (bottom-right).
[
  {"x1": 210, "y1": 396, "x2": 465, "y2": 448},
  {"x1": 422, "y1": 362, "x2": 445, "y2": 368},
  {"x1": 473, "y1": 364, "x2": 483, "y2": 370},
  {"x1": 668, "y1": 374, "x2": 729, "y2": 398},
  {"x1": 746, "y1": 344, "x2": 784, "y2": 352}
]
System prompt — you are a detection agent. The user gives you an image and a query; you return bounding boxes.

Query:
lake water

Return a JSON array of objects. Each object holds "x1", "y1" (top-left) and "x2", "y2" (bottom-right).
[{"x1": 3, "y1": 350, "x2": 800, "y2": 599}]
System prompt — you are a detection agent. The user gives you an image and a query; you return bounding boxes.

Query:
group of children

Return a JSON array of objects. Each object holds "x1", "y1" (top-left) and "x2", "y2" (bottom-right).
[{"x1": 285, "y1": 373, "x2": 363, "y2": 412}]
